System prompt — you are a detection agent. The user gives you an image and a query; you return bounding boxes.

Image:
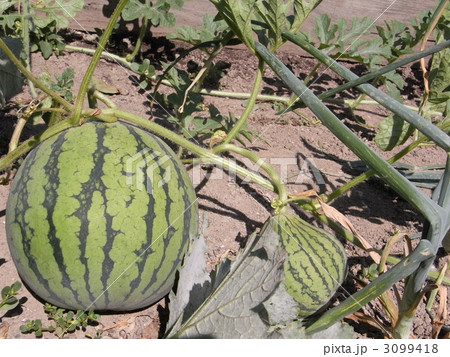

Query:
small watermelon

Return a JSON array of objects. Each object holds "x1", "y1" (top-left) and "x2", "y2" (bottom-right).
[
  {"x1": 272, "y1": 214, "x2": 347, "y2": 317},
  {"x1": 6, "y1": 121, "x2": 198, "y2": 311}
]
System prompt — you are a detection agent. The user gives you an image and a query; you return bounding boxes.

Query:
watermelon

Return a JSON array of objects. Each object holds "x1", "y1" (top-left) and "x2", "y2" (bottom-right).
[
  {"x1": 272, "y1": 214, "x2": 347, "y2": 317},
  {"x1": 6, "y1": 120, "x2": 198, "y2": 311}
]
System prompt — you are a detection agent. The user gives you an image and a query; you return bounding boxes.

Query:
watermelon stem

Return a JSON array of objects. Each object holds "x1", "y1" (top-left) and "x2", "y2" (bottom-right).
[
  {"x1": 213, "y1": 143, "x2": 289, "y2": 207},
  {"x1": 71, "y1": 0, "x2": 130, "y2": 125},
  {"x1": 220, "y1": 58, "x2": 265, "y2": 146},
  {"x1": 95, "y1": 109, "x2": 282, "y2": 195}
]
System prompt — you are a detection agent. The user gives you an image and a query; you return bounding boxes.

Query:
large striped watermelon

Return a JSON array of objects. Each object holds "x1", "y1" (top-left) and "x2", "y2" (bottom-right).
[
  {"x1": 272, "y1": 214, "x2": 347, "y2": 317},
  {"x1": 6, "y1": 120, "x2": 198, "y2": 311}
]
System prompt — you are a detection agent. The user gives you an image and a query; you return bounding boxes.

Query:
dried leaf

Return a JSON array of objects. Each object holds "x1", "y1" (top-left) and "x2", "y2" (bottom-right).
[
  {"x1": 209, "y1": 130, "x2": 227, "y2": 148},
  {"x1": 90, "y1": 76, "x2": 121, "y2": 94},
  {"x1": 166, "y1": 234, "x2": 210, "y2": 332},
  {"x1": 0, "y1": 323, "x2": 9, "y2": 339},
  {"x1": 346, "y1": 312, "x2": 389, "y2": 335},
  {"x1": 431, "y1": 285, "x2": 447, "y2": 339}
]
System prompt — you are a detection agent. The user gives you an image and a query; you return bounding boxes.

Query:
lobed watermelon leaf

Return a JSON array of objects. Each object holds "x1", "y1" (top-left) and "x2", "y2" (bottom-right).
[
  {"x1": 255, "y1": 0, "x2": 291, "y2": 50},
  {"x1": 166, "y1": 13, "x2": 228, "y2": 46},
  {"x1": 287, "y1": 0, "x2": 322, "y2": 33},
  {"x1": 122, "y1": 0, "x2": 184, "y2": 27},
  {"x1": 31, "y1": 0, "x2": 85, "y2": 29},
  {"x1": 210, "y1": 0, "x2": 258, "y2": 53}
]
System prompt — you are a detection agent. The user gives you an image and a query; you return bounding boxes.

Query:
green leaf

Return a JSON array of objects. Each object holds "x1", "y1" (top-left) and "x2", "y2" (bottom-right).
[
  {"x1": 313, "y1": 13, "x2": 337, "y2": 45},
  {"x1": 255, "y1": 0, "x2": 291, "y2": 50},
  {"x1": 31, "y1": 0, "x2": 85, "y2": 28},
  {"x1": 211, "y1": 0, "x2": 257, "y2": 53},
  {"x1": 344, "y1": 37, "x2": 390, "y2": 64},
  {"x1": 39, "y1": 68, "x2": 75, "y2": 101},
  {"x1": 428, "y1": 14, "x2": 450, "y2": 106},
  {"x1": 19, "y1": 325, "x2": 30, "y2": 333},
  {"x1": 0, "y1": 37, "x2": 24, "y2": 106},
  {"x1": 287, "y1": 0, "x2": 322, "y2": 32},
  {"x1": 0, "y1": 2, "x2": 21, "y2": 34},
  {"x1": 166, "y1": 217, "x2": 287, "y2": 338},
  {"x1": 0, "y1": 1, "x2": 15, "y2": 13},
  {"x1": 0, "y1": 296, "x2": 19, "y2": 311},
  {"x1": 39, "y1": 40, "x2": 53, "y2": 59},
  {"x1": 375, "y1": 114, "x2": 415, "y2": 151},
  {"x1": 428, "y1": 50, "x2": 450, "y2": 104},
  {"x1": 337, "y1": 17, "x2": 373, "y2": 44},
  {"x1": 166, "y1": 13, "x2": 228, "y2": 46},
  {"x1": 90, "y1": 76, "x2": 120, "y2": 94},
  {"x1": 1, "y1": 286, "x2": 9, "y2": 300},
  {"x1": 11, "y1": 281, "x2": 22, "y2": 292},
  {"x1": 122, "y1": 0, "x2": 184, "y2": 27},
  {"x1": 122, "y1": 0, "x2": 145, "y2": 21}
]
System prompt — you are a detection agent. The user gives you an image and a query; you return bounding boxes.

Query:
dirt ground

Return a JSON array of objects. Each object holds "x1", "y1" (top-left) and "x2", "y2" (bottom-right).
[{"x1": 0, "y1": 27, "x2": 448, "y2": 339}]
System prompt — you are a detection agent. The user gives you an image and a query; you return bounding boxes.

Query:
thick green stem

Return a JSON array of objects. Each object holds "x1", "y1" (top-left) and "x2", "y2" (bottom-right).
[
  {"x1": 256, "y1": 42, "x2": 443, "y2": 227},
  {"x1": 72, "y1": 0, "x2": 130, "y2": 124},
  {"x1": 200, "y1": 88, "x2": 289, "y2": 103},
  {"x1": 64, "y1": 45, "x2": 132, "y2": 67},
  {"x1": 283, "y1": 32, "x2": 450, "y2": 152},
  {"x1": 315, "y1": 39, "x2": 450, "y2": 100},
  {"x1": 222, "y1": 58, "x2": 264, "y2": 144},
  {"x1": 326, "y1": 134, "x2": 429, "y2": 203},
  {"x1": 126, "y1": 8, "x2": 149, "y2": 62}
]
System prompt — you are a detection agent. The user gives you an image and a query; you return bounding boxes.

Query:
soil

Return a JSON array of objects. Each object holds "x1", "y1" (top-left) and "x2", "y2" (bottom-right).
[{"x1": 0, "y1": 29, "x2": 448, "y2": 339}]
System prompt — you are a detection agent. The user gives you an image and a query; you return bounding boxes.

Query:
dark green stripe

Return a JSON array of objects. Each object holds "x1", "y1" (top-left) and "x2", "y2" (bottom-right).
[
  {"x1": 8, "y1": 144, "x2": 68, "y2": 307},
  {"x1": 42, "y1": 131, "x2": 87, "y2": 307},
  {"x1": 121, "y1": 125, "x2": 159, "y2": 302},
  {"x1": 281, "y1": 218, "x2": 335, "y2": 292},
  {"x1": 93, "y1": 123, "x2": 117, "y2": 308},
  {"x1": 69, "y1": 124, "x2": 106, "y2": 305},
  {"x1": 274, "y1": 215, "x2": 346, "y2": 313},
  {"x1": 280, "y1": 216, "x2": 345, "y2": 285},
  {"x1": 139, "y1": 135, "x2": 193, "y2": 298}
]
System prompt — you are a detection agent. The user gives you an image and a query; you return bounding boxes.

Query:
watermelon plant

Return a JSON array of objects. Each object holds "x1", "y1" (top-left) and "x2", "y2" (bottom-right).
[
  {"x1": 0, "y1": 0, "x2": 449, "y2": 339},
  {"x1": 20, "y1": 303, "x2": 101, "y2": 338}
]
